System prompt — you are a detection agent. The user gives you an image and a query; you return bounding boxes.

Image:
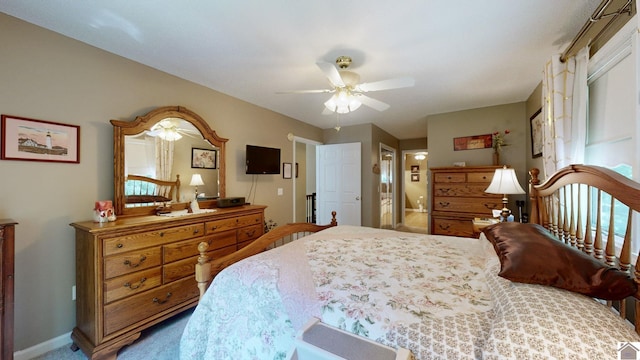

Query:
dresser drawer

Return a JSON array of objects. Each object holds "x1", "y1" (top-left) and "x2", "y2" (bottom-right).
[
  {"x1": 104, "y1": 223, "x2": 205, "y2": 256},
  {"x1": 104, "y1": 267, "x2": 162, "y2": 304},
  {"x1": 163, "y1": 246, "x2": 236, "y2": 283},
  {"x1": 433, "y1": 173, "x2": 466, "y2": 183},
  {"x1": 104, "y1": 247, "x2": 162, "y2": 279},
  {"x1": 163, "y1": 231, "x2": 236, "y2": 263},
  {"x1": 432, "y1": 217, "x2": 474, "y2": 237},
  {"x1": 433, "y1": 196, "x2": 501, "y2": 214},
  {"x1": 433, "y1": 184, "x2": 493, "y2": 197},
  {"x1": 237, "y1": 224, "x2": 263, "y2": 243},
  {"x1": 467, "y1": 172, "x2": 495, "y2": 183},
  {"x1": 104, "y1": 277, "x2": 199, "y2": 336},
  {"x1": 205, "y1": 213, "x2": 262, "y2": 234}
]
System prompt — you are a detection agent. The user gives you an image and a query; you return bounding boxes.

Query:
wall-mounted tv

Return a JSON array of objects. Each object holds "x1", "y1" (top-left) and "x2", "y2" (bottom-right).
[{"x1": 245, "y1": 145, "x2": 281, "y2": 174}]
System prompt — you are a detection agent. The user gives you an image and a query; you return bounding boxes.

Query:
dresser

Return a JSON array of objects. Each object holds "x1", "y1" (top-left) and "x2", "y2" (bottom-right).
[
  {"x1": 0, "y1": 219, "x2": 16, "y2": 360},
  {"x1": 430, "y1": 166, "x2": 502, "y2": 238},
  {"x1": 70, "y1": 205, "x2": 265, "y2": 360}
]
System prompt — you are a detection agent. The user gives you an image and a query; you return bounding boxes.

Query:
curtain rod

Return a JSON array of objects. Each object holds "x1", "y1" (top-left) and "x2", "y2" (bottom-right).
[{"x1": 560, "y1": 0, "x2": 633, "y2": 62}]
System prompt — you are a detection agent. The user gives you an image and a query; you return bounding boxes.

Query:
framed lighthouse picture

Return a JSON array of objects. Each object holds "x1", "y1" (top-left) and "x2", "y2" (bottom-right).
[{"x1": 1, "y1": 115, "x2": 80, "y2": 163}]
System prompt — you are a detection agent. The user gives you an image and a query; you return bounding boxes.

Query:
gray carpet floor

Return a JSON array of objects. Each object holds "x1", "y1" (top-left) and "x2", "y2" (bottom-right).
[{"x1": 29, "y1": 308, "x2": 193, "y2": 360}]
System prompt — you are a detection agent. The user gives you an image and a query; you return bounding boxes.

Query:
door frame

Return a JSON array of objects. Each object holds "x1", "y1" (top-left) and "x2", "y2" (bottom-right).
[
  {"x1": 291, "y1": 134, "x2": 322, "y2": 222},
  {"x1": 379, "y1": 143, "x2": 396, "y2": 229}
]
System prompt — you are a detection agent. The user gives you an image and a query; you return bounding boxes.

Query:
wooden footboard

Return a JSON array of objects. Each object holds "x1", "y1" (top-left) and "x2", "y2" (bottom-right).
[
  {"x1": 529, "y1": 165, "x2": 640, "y2": 332},
  {"x1": 196, "y1": 211, "x2": 337, "y2": 299}
]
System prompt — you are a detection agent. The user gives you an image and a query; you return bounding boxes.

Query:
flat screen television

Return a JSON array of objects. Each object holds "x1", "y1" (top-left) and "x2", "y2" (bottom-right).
[{"x1": 245, "y1": 145, "x2": 281, "y2": 174}]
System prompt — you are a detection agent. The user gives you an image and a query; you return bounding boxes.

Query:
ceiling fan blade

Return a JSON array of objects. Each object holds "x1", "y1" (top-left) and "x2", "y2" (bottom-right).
[
  {"x1": 316, "y1": 61, "x2": 345, "y2": 88},
  {"x1": 357, "y1": 94, "x2": 390, "y2": 111},
  {"x1": 356, "y1": 77, "x2": 415, "y2": 92},
  {"x1": 321, "y1": 107, "x2": 335, "y2": 115},
  {"x1": 276, "y1": 89, "x2": 333, "y2": 94}
]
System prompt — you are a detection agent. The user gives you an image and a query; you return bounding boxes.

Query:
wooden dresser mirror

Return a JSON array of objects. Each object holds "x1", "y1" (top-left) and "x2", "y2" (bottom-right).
[{"x1": 111, "y1": 106, "x2": 228, "y2": 216}]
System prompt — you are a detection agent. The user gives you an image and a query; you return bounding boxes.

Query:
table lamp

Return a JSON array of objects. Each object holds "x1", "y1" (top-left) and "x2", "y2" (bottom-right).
[
  {"x1": 189, "y1": 174, "x2": 205, "y2": 199},
  {"x1": 485, "y1": 166, "x2": 525, "y2": 221}
]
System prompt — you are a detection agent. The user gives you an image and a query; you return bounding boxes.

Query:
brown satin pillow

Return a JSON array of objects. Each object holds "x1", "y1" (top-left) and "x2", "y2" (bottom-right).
[{"x1": 482, "y1": 222, "x2": 637, "y2": 300}]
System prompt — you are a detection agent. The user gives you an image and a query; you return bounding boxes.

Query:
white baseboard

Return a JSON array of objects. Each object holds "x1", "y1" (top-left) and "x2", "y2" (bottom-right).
[{"x1": 13, "y1": 332, "x2": 72, "y2": 360}]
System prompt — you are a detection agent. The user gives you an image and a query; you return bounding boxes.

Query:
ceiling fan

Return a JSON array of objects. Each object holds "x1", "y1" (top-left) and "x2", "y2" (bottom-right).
[
  {"x1": 279, "y1": 56, "x2": 415, "y2": 114},
  {"x1": 147, "y1": 118, "x2": 199, "y2": 141}
]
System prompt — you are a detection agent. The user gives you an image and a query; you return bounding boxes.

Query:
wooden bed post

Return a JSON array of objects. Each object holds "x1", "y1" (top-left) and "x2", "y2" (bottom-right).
[
  {"x1": 196, "y1": 242, "x2": 211, "y2": 300},
  {"x1": 529, "y1": 168, "x2": 540, "y2": 225}
]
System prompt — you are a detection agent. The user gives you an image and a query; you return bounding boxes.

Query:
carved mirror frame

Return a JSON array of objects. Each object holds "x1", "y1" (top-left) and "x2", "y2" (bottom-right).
[{"x1": 111, "y1": 106, "x2": 228, "y2": 216}]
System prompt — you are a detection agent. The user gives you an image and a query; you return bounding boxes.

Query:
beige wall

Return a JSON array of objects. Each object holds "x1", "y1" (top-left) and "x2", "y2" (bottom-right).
[
  {"x1": 526, "y1": 82, "x2": 544, "y2": 175},
  {"x1": 426, "y1": 102, "x2": 528, "y2": 217},
  {"x1": 0, "y1": 14, "x2": 324, "y2": 351}
]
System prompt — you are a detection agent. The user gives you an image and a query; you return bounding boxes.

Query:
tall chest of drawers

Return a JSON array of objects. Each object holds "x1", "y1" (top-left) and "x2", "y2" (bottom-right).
[
  {"x1": 430, "y1": 166, "x2": 502, "y2": 237},
  {"x1": 70, "y1": 205, "x2": 265, "y2": 360},
  {"x1": 0, "y1": 220, "x2": 16, "y2": 360}
]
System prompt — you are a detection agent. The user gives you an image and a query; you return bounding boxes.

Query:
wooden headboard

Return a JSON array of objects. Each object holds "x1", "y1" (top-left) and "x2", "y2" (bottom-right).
[
  {"x1": 125, "y1": 174, "x2": 181, "y2": 205},
  {"x1": 529, "y1": 164, "x2": 640, "y2": 330}
]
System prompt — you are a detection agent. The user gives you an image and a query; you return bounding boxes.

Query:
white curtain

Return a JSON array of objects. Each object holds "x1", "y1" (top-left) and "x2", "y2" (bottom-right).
[
  {"x1": 155, "y1": 137, "x2": 174, "y2": 181},
  {"x1": 541, "y1": 46, "x2": 589, "y2": 178}
]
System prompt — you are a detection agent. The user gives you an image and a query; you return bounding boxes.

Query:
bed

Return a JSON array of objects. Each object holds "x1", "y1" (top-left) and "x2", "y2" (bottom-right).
[
  {"x1": 180, "y1": 165, "x2": 640, "y2": 359},
  {"x1": 124, "y1": 174, "x2": 180, "y2": 206}
]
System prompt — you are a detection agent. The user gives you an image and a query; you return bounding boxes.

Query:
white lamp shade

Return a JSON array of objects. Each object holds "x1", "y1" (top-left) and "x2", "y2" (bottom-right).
[
  {"x1": 485, "y1": 167, "x2": 525, "y2": 194},
  {"x1": 189, "y1": 174, "x2": 205, "y2": 186}
]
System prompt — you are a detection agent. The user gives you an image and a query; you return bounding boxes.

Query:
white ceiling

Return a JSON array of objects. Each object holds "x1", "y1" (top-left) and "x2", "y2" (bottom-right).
[{"x1": 0, "y1": 1, "x2": 601, "y2": 139}]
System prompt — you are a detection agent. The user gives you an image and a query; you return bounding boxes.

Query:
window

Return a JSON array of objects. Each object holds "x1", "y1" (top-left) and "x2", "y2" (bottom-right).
[{"x1": 585, "y1": 16, "x2": 638, "y2": 254}]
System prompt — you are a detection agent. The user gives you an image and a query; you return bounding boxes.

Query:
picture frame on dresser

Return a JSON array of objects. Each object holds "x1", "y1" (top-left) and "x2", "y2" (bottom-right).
[{"x1": 0, "y1": 114, "x2": 80, "y2": 164}]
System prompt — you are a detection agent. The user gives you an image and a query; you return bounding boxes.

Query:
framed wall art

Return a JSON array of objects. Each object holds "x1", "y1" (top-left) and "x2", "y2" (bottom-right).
[
  {"x1": 411, "y1": 173, "x2": 419, "y2": 182},
  {"x1": 411, "y1": 165, "x2": 419, "y2": 173},
  {"x1": 530, "y1": 108, "x2": 543, "y2": 158},
  {"x1": 283, "y1": 162, "x2": 292, "y2": 179},
  {"x1": 191, "y1": 147, "x2": 217, "y2": 169},
  {"x1": 453, "y1": 134, "x2": 492, "y2": 151},
  {"x1": 1, "y1": 114, "x2": 80, "y2": 163}
]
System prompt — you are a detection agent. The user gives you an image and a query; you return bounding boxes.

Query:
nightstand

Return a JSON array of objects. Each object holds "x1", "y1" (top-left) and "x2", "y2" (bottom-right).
[{"x1": 472, "y1": 218, "x2": 499, "y2": 237}]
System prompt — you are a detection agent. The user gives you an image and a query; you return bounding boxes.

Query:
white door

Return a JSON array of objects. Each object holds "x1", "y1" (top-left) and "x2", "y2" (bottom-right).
[{"x1": 316, "y1": 142, "x2": 361, "y2": 226}]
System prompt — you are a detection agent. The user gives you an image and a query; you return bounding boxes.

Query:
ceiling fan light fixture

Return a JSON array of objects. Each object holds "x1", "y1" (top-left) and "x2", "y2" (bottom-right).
[
  {"x1": 324, "y1": 89, "x2": 362, "y2": 114},
  {"x1": 151, "y1": 122, "x2": 182, "y2": 141}
]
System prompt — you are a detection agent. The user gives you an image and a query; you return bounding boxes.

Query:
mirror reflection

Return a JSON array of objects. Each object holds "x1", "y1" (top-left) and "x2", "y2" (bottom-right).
[
  {"x1": 112, "y1": 106, "x2": 227, "y2": 216},
  {"x1": 124, "y1": 119, "x2": 219, "y2": 207}
]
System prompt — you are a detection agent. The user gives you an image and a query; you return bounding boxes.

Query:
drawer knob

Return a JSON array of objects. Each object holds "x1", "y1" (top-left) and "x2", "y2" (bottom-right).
[
  {"x1": 116, "y1": 243, "x2": 124, "y2": 249},
  {"x1": 124, "y1": 277, "x2": 147, "y2": 290},
  {"x1": 124, "y1": 255, "x2": 147, "y2": 268},
  {"x1": 439, "y1": 201, "x2": 450, "y2": 207},
  {"x1": 245, "y1": 229, "x2": 256, "y2": 237},
  {"x1": 153, "y1": 292, "x2": 172, "y2": 304},
  {"x1": 193, "y1": 228, "x2": 200, "y2": 234},
  {"x1": 159, "y1": 232, "x2": 165, "y2": 237},
  {"x1": 484, "y1": 203, "x2": 498, "y2": 209},
  {"x1": 210, "y1": 225, "x2": 219, "y2": 231},
  {"x1": 438, "y1": 224, "x2": 451, "y2": 230}
]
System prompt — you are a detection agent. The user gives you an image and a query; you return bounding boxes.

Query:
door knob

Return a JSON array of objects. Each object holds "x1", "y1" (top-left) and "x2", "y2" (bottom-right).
[{"x1": 356, "y1": 196, "x2": 360, "y2": 200}]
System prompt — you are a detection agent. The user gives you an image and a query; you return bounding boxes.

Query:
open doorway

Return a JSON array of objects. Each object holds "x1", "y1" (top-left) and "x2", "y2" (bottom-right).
[
  {"x1": 292, "y1": 136, "x2": 321, "y2": 223},
  {"x1": 401, "y1": 150, "x2": 428, "y2": 231}
]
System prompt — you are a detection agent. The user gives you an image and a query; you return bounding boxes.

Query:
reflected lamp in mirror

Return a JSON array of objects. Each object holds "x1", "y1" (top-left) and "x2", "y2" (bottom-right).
[
  {"x1": 485, "y1": 166, "x2": 525, "y2": 221},
  {"x1": 190, "y1": 174, "x2": 205, "y2": 199}
]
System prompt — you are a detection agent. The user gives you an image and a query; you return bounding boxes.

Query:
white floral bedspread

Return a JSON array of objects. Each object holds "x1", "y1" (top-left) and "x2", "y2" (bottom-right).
[
  {"x1": 180, "y1": 226, "x2": 492, "y2": 359},
  {"x1": 179, "y1": 226, "x2": 640, "y2": 360}
]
